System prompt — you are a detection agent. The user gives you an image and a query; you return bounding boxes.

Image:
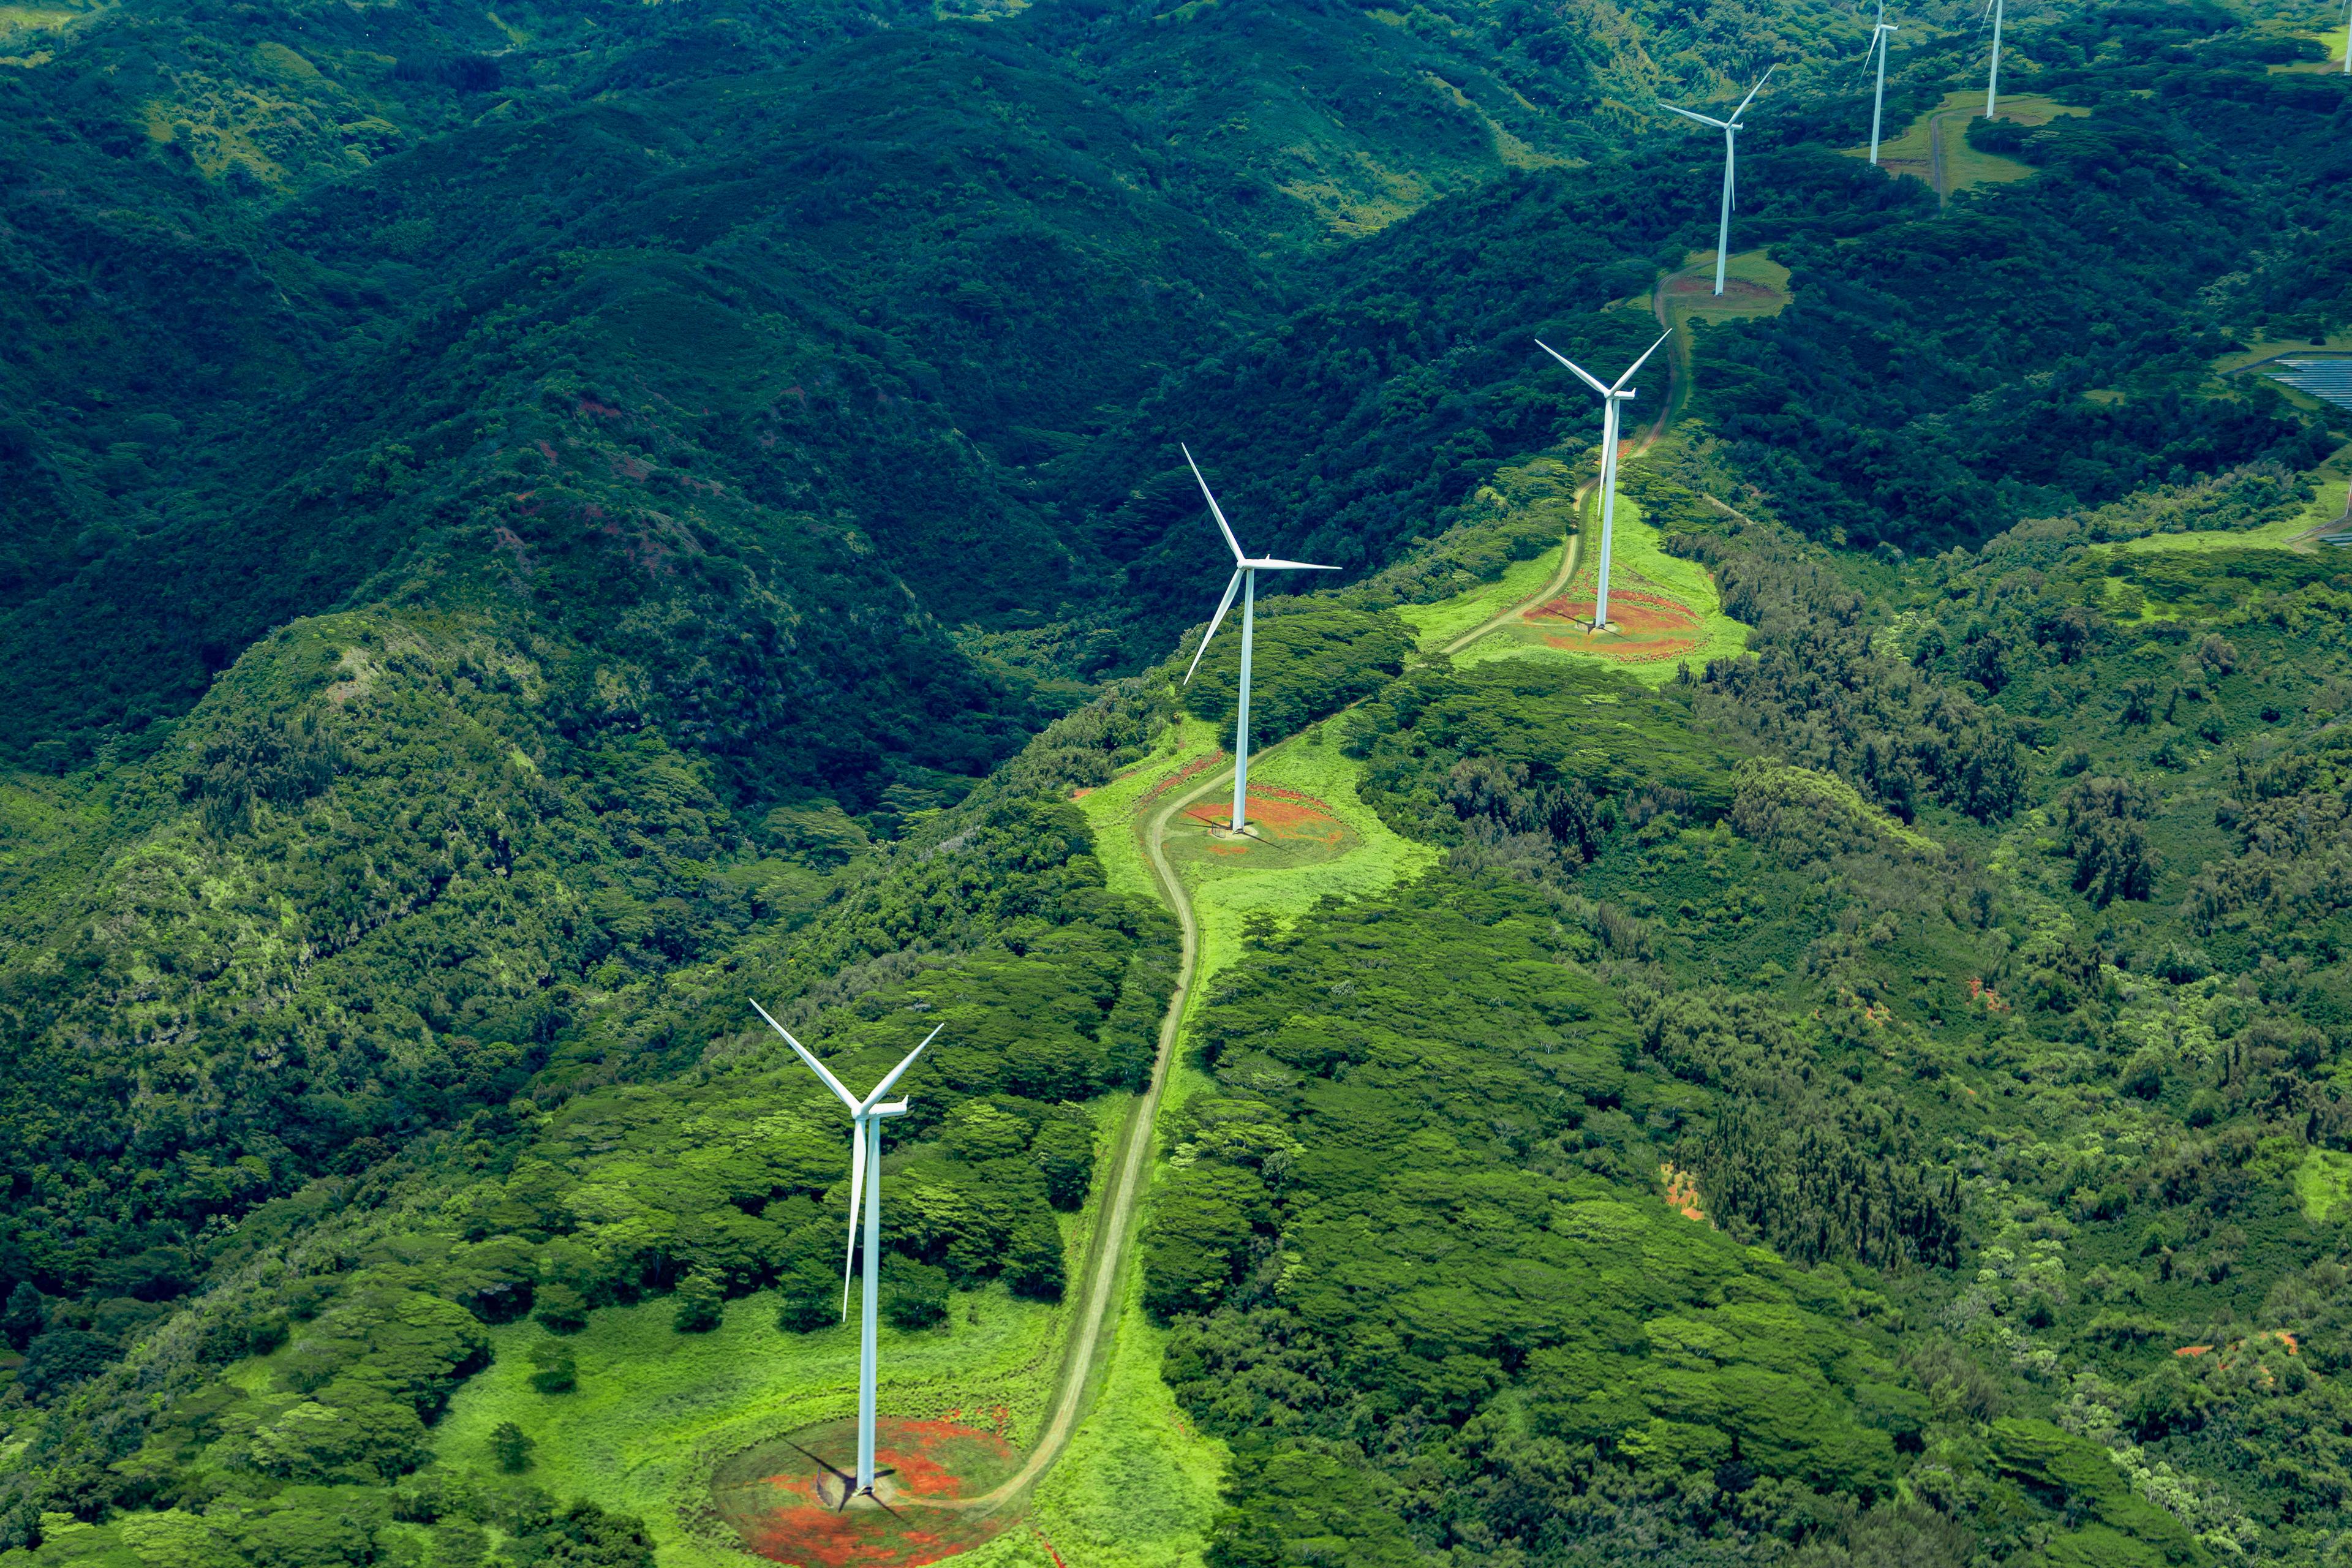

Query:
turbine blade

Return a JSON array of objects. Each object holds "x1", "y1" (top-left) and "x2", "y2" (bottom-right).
[
  {"x1": 1733, "y1": 63, "x2": 1776, "y2": 120},
  {"x1": 785, "y1": 1442, "x2": 855, "y2": 1486},
  {"x1": 1180, "y1": 443, "x2": 1246, "y2": 562},
  {"x1": 841, "y1": 1121, "x2": 867, "y2": 1321},
  {"x1": 1183, "y1": 570, "x2": 1244, "y2": 685},
  {"x1": 753, "y1": 1001, "x2": 859, "y2": 1110},
  {"x1": 1656, "y1": 101, "x2": 1728, "y2": 129},
  {"x1": 858, "y1": 1024, "x2": 941, "y2": 1113},
  {"x1": 1534, "y1": 337, "x2": 1612, "y2": 398},
  {"x1": 1250, "y1": 559, "x2": 1341, "y2": 571},
  {"x1": 1612, "y1": 329, "x2": 1675, "y2": 392}
]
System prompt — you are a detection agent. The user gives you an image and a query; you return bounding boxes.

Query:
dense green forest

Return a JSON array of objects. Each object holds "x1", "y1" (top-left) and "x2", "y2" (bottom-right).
[{"x1": 6, "y1": 0, "x2": 2352, "y2": 1564}]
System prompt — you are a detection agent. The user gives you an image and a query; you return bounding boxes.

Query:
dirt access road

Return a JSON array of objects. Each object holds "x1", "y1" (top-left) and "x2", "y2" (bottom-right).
[
  {"x1": 916, "y1": 752, "x2": 1224, "y2": 1515},
  {"x1": 933, "y1": 269, "x2": 1697, "y2": 1523}
]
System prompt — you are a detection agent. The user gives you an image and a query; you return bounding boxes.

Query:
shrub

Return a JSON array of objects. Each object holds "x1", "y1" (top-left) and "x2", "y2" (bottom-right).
[
  {"x1": 526, "y1": 1337, "x2": 576, "y2": 1395},
  {"x1": 882, "y1": 1261, "x2": 949, "y2": 1330},
  {"x1": 491, "y1": 1422, "x2": 535, "y2": 1474},
  {"x1": 671, "y1": 1272, "x2": 723, "y2": 1335}
]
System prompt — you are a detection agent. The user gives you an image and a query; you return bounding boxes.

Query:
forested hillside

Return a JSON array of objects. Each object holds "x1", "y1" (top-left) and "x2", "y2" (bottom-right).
[{"x1": 4, "y1": 0, "x2": 2352, "y2": 1565}]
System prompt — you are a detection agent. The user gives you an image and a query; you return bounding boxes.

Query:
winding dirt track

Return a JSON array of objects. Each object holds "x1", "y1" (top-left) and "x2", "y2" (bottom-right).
[
  {"x1": 919, "y1": 760, "x2": 1231, "y2": 1514},
  {"x1": 924, "y1": 273, "x2": 1695, "y2": 1523}
]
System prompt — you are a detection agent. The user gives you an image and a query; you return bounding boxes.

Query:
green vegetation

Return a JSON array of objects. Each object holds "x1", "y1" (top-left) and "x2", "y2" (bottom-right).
[{"x1": 7, "y1": 2, "x2": 2352, "y2": 1567}]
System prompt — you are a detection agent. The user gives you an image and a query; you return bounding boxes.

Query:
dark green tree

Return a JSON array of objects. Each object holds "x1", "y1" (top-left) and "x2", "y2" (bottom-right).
[
  {"x1": 1003, "y1": 1215, "x2": 1066, "y2": 1302},
  {"x1": 533, "y1": 1283, "x2": 589, "y2": 1336},
  {"x1": 491, "y1": 1422, "x2": 536, "y2": 1474},
  {"x1": 1032, "y1": 1120, "x2": 1097, "y2": 1211},
  {"x1": 671, "y1": 1272, "x2": 723, "y2": 1335},
  {"x1": 526, "y1": 1337, "x2": 576, "y2": 1395},
  {"x1": 774, "y1": 1260, "x2": 839, "y2": 1335},
  {"x1": 1, "y1": 1283, "x2": 41, "y2": 1352},
  {"x1": 882, "y1": 1261, "x2": 949, "y2": 1331}
]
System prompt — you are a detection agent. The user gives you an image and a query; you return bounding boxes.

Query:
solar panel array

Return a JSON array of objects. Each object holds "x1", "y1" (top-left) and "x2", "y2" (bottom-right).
[{"x1": 2268, "y1": 358, "x2": 2352, "y2": 411}]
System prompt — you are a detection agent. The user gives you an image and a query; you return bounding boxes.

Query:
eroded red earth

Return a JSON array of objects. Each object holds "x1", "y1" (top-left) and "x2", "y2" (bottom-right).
[{"x1": 714, "y1": 1419, "x2": 1020, "y2": 1568}]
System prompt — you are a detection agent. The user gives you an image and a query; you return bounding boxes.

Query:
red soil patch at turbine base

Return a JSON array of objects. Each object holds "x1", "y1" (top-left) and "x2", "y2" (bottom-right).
[
  {"x1": 1665, "y1": 274, "x2": 1784, "y2": 307},
  {"x1": 1525, "y1": 587, "x2": 1700, "y2": 662},
  {"x1": 1182, "y1": 786, "x2": 1348, "y2": 850},
  {"x1": 713, "y1": 1418, "x2": 1020, "y2": 1568}
]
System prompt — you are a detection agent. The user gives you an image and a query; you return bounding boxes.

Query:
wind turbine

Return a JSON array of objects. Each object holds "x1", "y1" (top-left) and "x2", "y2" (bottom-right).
[
  {"x1": 1862, "y1": 1, "x2": 1898, "y2": 165},
  {"x1": 1535, "y1": 330, "x2": 1672, "y2": 633},
  {"x1": 752, "y1": 1001, "x2": 940, "y2": 1511},
  {"x1": 1179, "y1": 446, "x2": 1337, "y2": 840},
  {"x1": 1657, "y1": 66, "x2": 1775, "y2": 297},
  {"x1": 2339, "y1": 0, "x2": 2348, "y2": 75},
  {"x1": 1981, "y1": 0, "x2": 2004, "y2": 118}
]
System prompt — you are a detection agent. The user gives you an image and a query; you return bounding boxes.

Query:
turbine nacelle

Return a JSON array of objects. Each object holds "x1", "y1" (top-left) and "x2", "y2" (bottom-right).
[
  {"x1": 751, "y1": 1000, "x2": 940, "y2": 1322},
  {"x1": 1178, "y1": 445, "x2": 1337, "y2": 687},
  {"x1": 1535, "y1": 330, "x2": 1675, "y2": 636},
  {"x1": 1657, "y1": 64, "x2": 1774, "y2": 295}
]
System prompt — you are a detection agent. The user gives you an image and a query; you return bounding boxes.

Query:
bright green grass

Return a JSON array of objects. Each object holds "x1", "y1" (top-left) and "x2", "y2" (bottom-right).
[
  {"x1": 1452, "y1": 492, "x2": 1749, "y2": 685},
  {"x1": 1656, "y1": 249, "x2": 1791, "y2": 334},
  {"x1": 2295, "y1": 1148, "x2": 2352, "y2": 1221},
  {"x1": 1023, "y1": 1249, "x2": 1227, "y2": 1567},
  {"x1": 1074, "y1": 714, "x2": 1223, "y2": 903},
  {"x1": 2111, "y1": 467, "x2": 2352, "y2": 556},
  {"x1": 1180, "y1": 726, "x2": 1439, "y2": 984},
  {"x1": 1397, "y1": 543, "x2": 1563, "y2": 651},
  {"x1": 431, "y1": 1282, "x2": 1073, "y2": 1568}
]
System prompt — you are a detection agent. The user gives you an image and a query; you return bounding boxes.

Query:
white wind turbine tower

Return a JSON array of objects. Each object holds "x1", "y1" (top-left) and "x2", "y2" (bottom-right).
[
  {"x1": 2339, "y1": 0, "x2": 2348, "y2": 75},
  {"x1": 1535, "y1": 330, "x2": 1672, "y2": 633},
  {"x1": 752, "y1": 1001, "x2": 941, "y2": 1510},
  {"x1": 1179, "y1": 445, "x2": 1337, "y2": 839},
  {"x1": 1982, "y1": 0, "x2": 2005, "y2": 118},
  {"x1": 1862, "y1": 0, "x2": 1898, "y2": 165},
  {"x1": 1658, "y1": 66, "x2": 1775, "y2": 297}
]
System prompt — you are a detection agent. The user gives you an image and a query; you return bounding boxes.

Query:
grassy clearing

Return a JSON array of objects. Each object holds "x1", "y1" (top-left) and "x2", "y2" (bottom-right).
[
  {"x1": 430, "y1": 1280, "x2": 1072, "y2": 1568},
  {"x1": 2111, "y1": 460, "x2": 2352, "y2": 556},
  {"x1": 1453, "y1": 492, "x2": 1748, "y2": 685},
  {"x1": 1398, "y1": 542, "x2": 1563, "y2": 651},
  {"x1": 1857, "y1": 92, "x2": 2085, "y2": 198},
  {"x1": 1177, "y1": 725, "x2": 1439, "y2": 983},
  {"x1": 0, "y1": 4, "x2": 80, "y2": 36},
  {"x1": 1656, "y1": 249, "x2": 1790, "y2": 336},
  {"x1": 2296, "y1": 1148, "x2": 2352, "y2": 1221},
  {"x1": 2269, "y1": 28, "x2": 2348, "y2": 70},
  {"x1": 2212, "y1": 332, "x2": 2352, "y2": 374},
  {"x1": 1074, "y1": 714, "x2": 1223, "y2": 903}
]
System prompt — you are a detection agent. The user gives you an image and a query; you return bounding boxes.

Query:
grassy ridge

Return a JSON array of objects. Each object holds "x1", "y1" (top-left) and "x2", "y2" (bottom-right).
[
  {"x1": 1452, "y1": 491, "x2": 1751, "y2": 685},
  {"x1": 1178, "y1": 726, "x2": 1442, "y2": 984}
]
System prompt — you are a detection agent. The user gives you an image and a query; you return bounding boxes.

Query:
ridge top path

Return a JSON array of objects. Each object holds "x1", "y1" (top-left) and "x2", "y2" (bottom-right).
[{"x1": 904, "y1": 751, "x2": 1229, "y2": 1518}]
